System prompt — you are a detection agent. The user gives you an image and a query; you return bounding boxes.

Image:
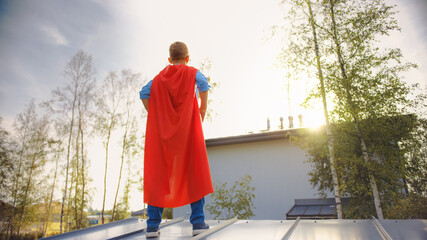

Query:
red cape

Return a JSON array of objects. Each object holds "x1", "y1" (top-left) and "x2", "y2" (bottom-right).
[{"x1": 144, "y1": 64, "x2": 214, "y2": 208}]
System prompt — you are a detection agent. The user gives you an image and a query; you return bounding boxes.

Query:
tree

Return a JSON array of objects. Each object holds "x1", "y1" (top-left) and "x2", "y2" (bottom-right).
[
  {"x1": 294, "y1": 115, "x2": 423, "y2": 218},
  {"x1": 71, "y1": 62, "x2": 94, "y2": 229},
  {"x1": 8, "y1": 101, "x2": 51, "y2": 236},
  {"x1": 278, "y1": 0, "x2": 419, "y2": 219},
  {"x1": 6, "y1": 101, "x2": 33, "y2": 239},
  {"x1": 390, "y1": 93, "x2": 427, "y2": 219},
  {"x1": 0, "y1": 117, "x2": 15, "y2": 203},
  {"x1": 6, "y1": 101, "x2": 35, "y2": 238},
  {"x1": 279, "y1": 0, "x2": 344, "y2": 218},
  {"x1": 206, "y1": 175, "x2": 255, "y2": 220},
  {"x1": 94, "y1": 71, "x2": 122, "y2": 224},
  {"x1": 111, "y1": 69, "x2": 143, "y2": 221},
  {"x1": 197, "y1": 58, "x2": 219, "y2": 122},
  {"x1": 0, "y1": 117, "x2": 17, "y2": 239},
  {"x1": 321, "y1": 0, "x2": 416, "y2": 219},
  {"x1": 43, "y1": 50, "x2": 96, "y2": 232},
  {"x1": 41, "y1": 137, "x2": 63, "y2": 237},
  {"x1": 403, "y1": 116, "x2": 427, "y2": 197}
]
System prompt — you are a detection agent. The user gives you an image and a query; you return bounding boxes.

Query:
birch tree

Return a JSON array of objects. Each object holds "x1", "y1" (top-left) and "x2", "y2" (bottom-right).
[
  {"x1": 41, "y1": 136, "x2": 63, "y2": 237},
  {"x1": 279, "y1": 0, "x2": 343, "y2": 218},
  {"x1": 277, "y1": 0, "x2": 418, "y2": 218},
  {"x1": 1, "y1": 118, "x2": 18, "y2": 240},
  {"x1": 321, "y1": 0, "x2": 416, "y2": 219},
  {"x1": 43, "y1": 50, "x2": 96, "y2": 232},
  {"x1": 9, "y1": 101, "x2": 51, "y2": 236},
  {"x1": 0, "y1": 118, "x2": 14, "y2": 201},
  {"x1": 6, "y1": 101, "x2": 36, "y2": 238},
  {"x1": 111, "y1": 69, "x2": 143, "y2": 221},
  {"x1": 94, "y1": 71, "x2": 122, "y2": 224}
]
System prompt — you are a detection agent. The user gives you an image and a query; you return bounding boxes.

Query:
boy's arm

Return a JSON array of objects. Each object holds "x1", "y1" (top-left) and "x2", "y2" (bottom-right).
[
  {"x1": 142, "y1": 99, "x2": 149, "y2": 111},
  {"x1": 199, "y1": 91, "x2": 208, "y2": 122},
  {"x1": 195, "y1": 70, "x2": 210, "y2": 122},
  {"x1": 139, "y1": 80, "x2": 152, "y2": 112}
]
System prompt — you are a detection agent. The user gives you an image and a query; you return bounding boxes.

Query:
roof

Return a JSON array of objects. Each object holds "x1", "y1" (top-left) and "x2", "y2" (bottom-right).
[
  {"x1": 286, "y1": 198, "x2": 350, "y2": 220},
  {"x1": 41, "y1": 216, "x2": 427, "y2": 240},
  {"x1": 131, "y1": 209, "x2": 147, "y2": 216},
  {"x1": 206, "y1": 129, "x2": 299, "y2": 147}
]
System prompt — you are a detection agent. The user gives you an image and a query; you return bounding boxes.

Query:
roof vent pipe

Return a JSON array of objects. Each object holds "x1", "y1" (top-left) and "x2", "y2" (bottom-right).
[
  {"x1": 280, "y1": 117, "x2": 284, "y2": 129},
  {"x1": 267, "y1": 117, "x2": 271, "y2": 131},
  {"x1": 298, "y1": 114, "x2": 303, "y2": 127},
  {"x1": 288, "y1": 116, "x2": 294, "y2": 129}
]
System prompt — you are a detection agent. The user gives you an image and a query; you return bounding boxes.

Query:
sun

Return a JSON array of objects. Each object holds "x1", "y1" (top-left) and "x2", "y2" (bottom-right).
[{"x1": 299, "y1": 108, "x2": 326, "y2": 129}]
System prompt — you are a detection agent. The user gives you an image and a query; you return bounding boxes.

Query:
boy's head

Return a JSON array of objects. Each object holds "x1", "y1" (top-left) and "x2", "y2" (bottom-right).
[{"x1": 169, "y1": 41, "x2": 189, "y2": 64}]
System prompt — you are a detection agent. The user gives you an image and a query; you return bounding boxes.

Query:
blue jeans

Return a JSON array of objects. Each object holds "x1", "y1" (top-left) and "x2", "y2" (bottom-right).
[{"x1": 147, "y1": 198, "x2": 205, "y2": 228}]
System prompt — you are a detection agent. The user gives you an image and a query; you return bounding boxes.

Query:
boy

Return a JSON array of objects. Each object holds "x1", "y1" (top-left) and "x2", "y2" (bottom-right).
[{"x1": 139, "y1": 41, "x2": 214, "y2": 238}]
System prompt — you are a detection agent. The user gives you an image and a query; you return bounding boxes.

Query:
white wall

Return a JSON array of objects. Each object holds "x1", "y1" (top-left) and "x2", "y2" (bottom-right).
[{"x1": 174, "y1": 138, "x2": 323, "y2": 220}]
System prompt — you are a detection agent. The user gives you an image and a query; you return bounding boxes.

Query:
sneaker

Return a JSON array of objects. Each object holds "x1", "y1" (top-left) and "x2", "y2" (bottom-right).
[
  {"x1": 146, "y1": 226, "x2": 160, "y2": 238},
  {"x1": 192, "y1": 222, "x2": 209, "y2": 236}
]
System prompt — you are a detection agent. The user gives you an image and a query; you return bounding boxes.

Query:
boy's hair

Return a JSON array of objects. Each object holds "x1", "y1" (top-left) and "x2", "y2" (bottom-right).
[{"x1": 169, "y1": 41, "x2": 189, "y2": 61}]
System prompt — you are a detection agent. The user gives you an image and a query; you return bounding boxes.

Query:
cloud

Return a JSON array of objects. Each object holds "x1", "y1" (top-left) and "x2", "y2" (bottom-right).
[
  {"x1": 0, "y1": 0, "x2": 110, "y2": 118},
  {"x1": 40, "y1": 24, "x2": 69, "y2": 46},
  {"x1": 398, "y1": 0, "x2": 427, "y2": 45}
]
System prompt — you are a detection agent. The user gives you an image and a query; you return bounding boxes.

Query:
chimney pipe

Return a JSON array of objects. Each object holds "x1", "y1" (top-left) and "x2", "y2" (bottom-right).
[
  {"x1": 298, "y1": 114, "x2": 303, "y2": 127},
  {"x1": 280, "y1": 117, "x2": 284, "y2": 129},
  {"x1": 267, "y1": 117, "x2": 270, "y2": 131}
]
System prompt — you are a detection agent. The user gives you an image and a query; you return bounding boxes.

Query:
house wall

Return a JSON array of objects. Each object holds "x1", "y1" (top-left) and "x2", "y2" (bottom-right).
[{"x1": 174, "y1": 137, "x2": 324, "y2": 220}]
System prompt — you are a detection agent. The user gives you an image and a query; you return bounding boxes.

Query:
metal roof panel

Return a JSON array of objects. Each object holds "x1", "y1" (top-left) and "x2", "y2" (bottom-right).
[{"x1": 42, "y1": 218, "x2": 427, "y2": 240}]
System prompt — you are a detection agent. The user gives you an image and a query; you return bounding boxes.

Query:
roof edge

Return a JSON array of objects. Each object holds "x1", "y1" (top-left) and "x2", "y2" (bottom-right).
[{"x1": 205, "y1": 129, "x2": 301, "y2": 147}]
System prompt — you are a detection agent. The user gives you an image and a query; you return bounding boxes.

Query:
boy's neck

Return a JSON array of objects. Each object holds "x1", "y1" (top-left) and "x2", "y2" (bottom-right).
[{"x1": 172, "y1": 60, "x2": 187, "y2": 65}]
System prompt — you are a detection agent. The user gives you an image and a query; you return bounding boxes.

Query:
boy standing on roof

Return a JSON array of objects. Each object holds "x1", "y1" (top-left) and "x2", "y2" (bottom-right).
[{"x1": 139, "y1": 41, "x2": 214, "y2": 238}]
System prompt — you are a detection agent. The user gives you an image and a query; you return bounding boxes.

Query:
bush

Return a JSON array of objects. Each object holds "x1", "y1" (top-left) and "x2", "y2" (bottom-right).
[{"x1": 206, "y1": 175, "x2": 255, "y2": 220}]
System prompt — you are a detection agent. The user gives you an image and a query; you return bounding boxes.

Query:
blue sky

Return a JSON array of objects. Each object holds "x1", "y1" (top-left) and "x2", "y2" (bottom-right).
[
  {"x1": 1, "y1": 0, "x2": 426, "y2": 135},
  {"x1": 1, "y1": 0, "x2": 426, "y2": 210}
]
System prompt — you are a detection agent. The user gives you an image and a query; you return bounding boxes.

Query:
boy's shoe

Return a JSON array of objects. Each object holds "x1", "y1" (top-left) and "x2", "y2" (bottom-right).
[
  {"x1": 146, "y1": 226, "x2": 160, "y2": 238},
  {"x1": 192, "y1": 222, "x2": 209, "y2": 236}
]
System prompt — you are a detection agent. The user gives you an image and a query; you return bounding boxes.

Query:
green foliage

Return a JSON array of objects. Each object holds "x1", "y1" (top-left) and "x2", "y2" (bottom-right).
[
  {"x1": 2, "y1": 100, "x2": 56, "y2": 236},
  {"x1": 162, "y1": 208, "x2": 173, "y2": 219},
  {"x1": 386, "y1": 193, "x2": 427, "y2": 219},
  {"x1": 197, "y1": 58, "x2": 219, "y2": 122},
  {"x1": 293, "y1": 115, "x2": 426, "y2": 218},
  {"x1": 206, "y1": 175, "x2": 255, "y2": 220},
  {"x1": 0, "y1": 117, "x2": 15, "y2": 202},
  {"x1": 400, "y1": 117, "x2": 427, "y2": 196},
  {"x1": 113, "y1": 202, "x2": 131, "y2": 220},
  {"x1": 1, "y1": 50, "x2": 149, "y2": 237},
  {"x1": 278, "y1": 0, "x2": 425, "y2": 219},
  {"x1": 111, "y1": 69, "x2": 144, "y2": 222}
]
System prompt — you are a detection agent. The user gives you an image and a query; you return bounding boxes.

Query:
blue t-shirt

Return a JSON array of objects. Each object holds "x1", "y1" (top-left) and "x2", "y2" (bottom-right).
[{"x1": 139, "y1": 70, "x2": 210, "y2": 99}]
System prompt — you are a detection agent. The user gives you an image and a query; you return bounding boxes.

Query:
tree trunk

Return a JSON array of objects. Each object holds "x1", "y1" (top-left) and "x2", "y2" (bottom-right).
[
  {"x1": 102, "y1": 123, "x2": 113, "y2": 224},
  {"x1": 7, "y1": 127, "x2": 28, "y2": 240},
  {"x1": 80, "y1": 126, "x2": 86, "y2": 228},
  {"x1": 61, "y1": 97, "x2": 76, "y2": 233},
  {"x1": 17, "y1": 154, "x2": 36, "y2": 235},
  {"x1": 328, "y1": 0, "x2": 383, "y2": 219},
  {"x1": 67, "y1": 154, "x2": 75, "y2": 232},
  {"x1": 74, "y1": 118, "x2": 80, "y2": 229},
  {"x1": 356, "y1": 126, "x2": 384, "y2": 219},
  {"x1": 305, "y1": 0, "x2": 343, "y2": 218},
  {"x1": 42, "y1": 143, "x2": 61, "y2": 237},
  {"x1": 112, "y1": 112, "x2": 130, "y2": 220}
]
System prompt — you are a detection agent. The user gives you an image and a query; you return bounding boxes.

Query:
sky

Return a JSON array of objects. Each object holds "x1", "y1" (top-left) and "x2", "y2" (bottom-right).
[{"x1": 0, "y1": 0, "x2": 426, "y2": 211}]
